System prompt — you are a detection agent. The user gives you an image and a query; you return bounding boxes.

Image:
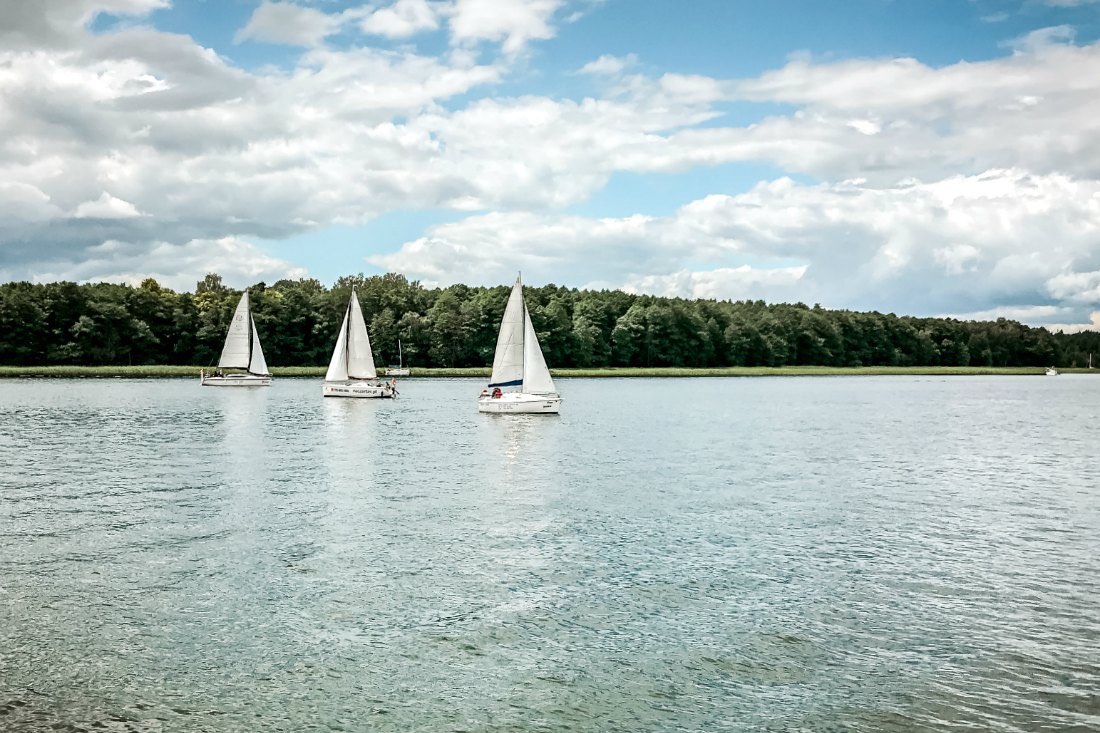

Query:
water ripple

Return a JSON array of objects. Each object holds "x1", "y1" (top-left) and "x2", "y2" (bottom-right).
[{"x1": 1, "y1": 376, "x2": 1098, "y2": 732}]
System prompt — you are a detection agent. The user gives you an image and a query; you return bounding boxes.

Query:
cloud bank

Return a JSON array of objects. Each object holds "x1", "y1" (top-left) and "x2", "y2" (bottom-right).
[{"x1": 0, "y1": 1, "x2": 1098, "y2": 330}]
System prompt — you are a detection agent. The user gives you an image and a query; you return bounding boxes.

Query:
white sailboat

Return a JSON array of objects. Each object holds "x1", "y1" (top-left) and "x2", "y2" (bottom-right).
[
  {"x1": 478, "y1": 275, "x2": 561, "y2": 414},
  {"x1": 1045, "y1": 366, "x2": 1059, "y2": 376},
  {"x1": 200, "y1": 290, "x2": 272, "y2": 387},
  {"x1": 323, "y1": 289, "x2": 396, "y2": 399},
  {"x1": 384, "y1": 339, "x2": 410, "y2": 377}
]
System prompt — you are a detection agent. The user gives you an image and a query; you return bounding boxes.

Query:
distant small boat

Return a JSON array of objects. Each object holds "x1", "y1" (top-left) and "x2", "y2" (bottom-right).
[
  {"x1": 384, "y1": 339, "x2": 410, "y2": 377},
  {"x1": 478, "y1": 274, "x2": 561, "y2": 414},
  {"x1": 323, "y1": 289, "x2": 396, "y2": 399},
  {"x1": 201, "y1": 290, "x2": 272, "y2": 387},
  {"x1": 1045, "y1": 366, "x2": 1059, "y2": 376}
]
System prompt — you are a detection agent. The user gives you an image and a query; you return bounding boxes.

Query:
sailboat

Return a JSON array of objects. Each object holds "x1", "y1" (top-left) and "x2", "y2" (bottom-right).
[
  {"x1": 200, "y1": 290, "x2": 272, "y2": 386},
  {"x1": 323, "y1": 289, "x2": 396, "y2": 398},
  {"x1": 478, "y1": 275, "x2": 561, "y2": 414},
  {"x1": 384, "y1": 339, "x2": 410, "y2": 377}
]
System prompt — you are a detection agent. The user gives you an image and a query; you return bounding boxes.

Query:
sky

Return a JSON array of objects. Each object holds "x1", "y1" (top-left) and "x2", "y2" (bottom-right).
[{"x1": 2, "y1": 0, "x2": 1100, "y2": 331}]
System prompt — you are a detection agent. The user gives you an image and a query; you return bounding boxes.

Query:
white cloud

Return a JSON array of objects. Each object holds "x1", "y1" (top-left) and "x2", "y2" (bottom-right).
[
  {"x1": 1005, "y1": 25, "x2": 1076, "y2": 54},
  {"x1": 446, "y1": 0, "x2": 564, "y2": 54},
  {"x1": 237, "y1": 0, "x2": 569, "y2": 53},
  {"x1": 622, "y1": 266, "x2": 808, "y2": 301},
  {"x1": 1046, "y1": 269, "x2": 1100, "y2": 303},
  {"x1": 0, "y1": 181, "x2": 63, "y2": 222},
  {"x1": 1043, "y1": 311, "x2": 1100, "y2": 334},
  {"x1": 0, "y1": 0, "x2": 168, "y2": 48},
  {"x1": 948, "y1": 304, "x2": 1066, "y2": 322},
  {"x1": 1, "y1": 3, "x2": 1100, "y2": 331},
  {"x1": 360, "y1": 0, "x2": 441, "y2": 38},
  {"x1": 713, "y1": 41, "x2": 1100, "y2": 184},
  {"x1": 371, "y1": 169, "x2": 1100, "y2": 320},
  {"x1": 22, "y1": 236, "x2": 307, "y2": 291},
  {"x1": 579, "y1": 53, "x2": 637, "y2": 75},
  {"x1": 72, "y1": 192, "x2": 142, "y2": 218},
  {"x1": 947, "y1": 306, "x2": 1100, "y2": 335},
  {"x1": 235, "y1": 1, "x2": 339, "y2": 46},
  {"x1": 932, "y1": 243, "x2": 981, "y2": 275}
]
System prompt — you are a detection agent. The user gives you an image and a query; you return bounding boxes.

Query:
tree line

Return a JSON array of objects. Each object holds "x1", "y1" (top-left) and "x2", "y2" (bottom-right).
[{"x1": 0, "y1": 273, "x2": 1097, "y2": 369}]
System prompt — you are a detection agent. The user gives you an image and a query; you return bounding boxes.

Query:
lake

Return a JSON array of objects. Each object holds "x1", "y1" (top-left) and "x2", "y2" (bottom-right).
[{"x1": 1, "y1": 376, "x2": 1098, "y2": 732}]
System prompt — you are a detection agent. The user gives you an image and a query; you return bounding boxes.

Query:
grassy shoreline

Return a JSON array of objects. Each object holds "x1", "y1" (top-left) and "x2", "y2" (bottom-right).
[{"x1": 0, "y1": 365, "x2": 1095, "y2": 378}]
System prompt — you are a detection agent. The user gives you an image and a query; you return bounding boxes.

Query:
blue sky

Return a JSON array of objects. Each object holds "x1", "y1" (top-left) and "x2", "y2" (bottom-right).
[{"x1": 3, "y1": 0, "x2": 1100, "y2": 331}]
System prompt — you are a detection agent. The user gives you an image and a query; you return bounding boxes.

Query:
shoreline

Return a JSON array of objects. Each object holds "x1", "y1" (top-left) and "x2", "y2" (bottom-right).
[{"x1": 0, "y1": 365, "x2": 1095, "y2": 378}]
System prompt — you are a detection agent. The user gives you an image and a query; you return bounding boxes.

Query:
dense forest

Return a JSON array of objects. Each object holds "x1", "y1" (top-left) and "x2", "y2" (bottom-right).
[{"x1": 0, "y1": 273, "x2": 1097, "y2": 369}]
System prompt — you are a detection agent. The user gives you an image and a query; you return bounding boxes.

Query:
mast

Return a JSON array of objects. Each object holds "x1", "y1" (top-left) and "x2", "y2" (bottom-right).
[
  {"x1": 345, "y1": 292, "x2": 353, "y2": 375},
  {"x1": 245, "y1": 291, "x2": 254, "y2": 374},
  {"x1": 521, "y1": 294, "x2": 527, "y2": 388},
  {"x1": 520, "y1": 273, "x2": 525, "y2": 387},
  {"x1": 341, "y1": 299, "x2": 349, "y2": 374}
]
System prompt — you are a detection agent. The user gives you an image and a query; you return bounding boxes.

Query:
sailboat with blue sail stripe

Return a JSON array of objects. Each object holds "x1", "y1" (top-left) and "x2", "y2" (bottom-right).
[{"x1": 478, "y1": 274, "x2": 561, "y2": 414}]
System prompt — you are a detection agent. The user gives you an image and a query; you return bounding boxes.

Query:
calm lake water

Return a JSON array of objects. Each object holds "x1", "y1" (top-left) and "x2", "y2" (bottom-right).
[{"x1": 1, "y1": 376, "x2": 1098, "y2": 732}]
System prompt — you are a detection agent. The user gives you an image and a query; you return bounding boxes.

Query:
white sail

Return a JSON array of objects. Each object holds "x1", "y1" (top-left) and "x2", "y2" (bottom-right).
[
  {"x1": 346, "y1": 290, "x2": 377, "y2": 379},
  {"x1": 488, "y1": 277, "x2": 526, "y2": 389},
  {"x1": 249, "y1": 318, "x2": 270, "y2": 375},
  {"x1": 325, "y1": 307, "x2": 351, "y2": 382},
  {"x1": 521, "y1": 307, "x2": 555, "y2": 394},
  {"x1": 218, "y1": 291, "x2": 252, "y2": 369}
]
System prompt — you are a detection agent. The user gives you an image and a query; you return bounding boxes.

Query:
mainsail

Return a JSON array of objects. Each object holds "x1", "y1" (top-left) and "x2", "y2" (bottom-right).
[
  {"x1": 219, "y1": 291, "x2": 253, "y2": 370},
  {"x1": 346, "y1": 290, "x2": 377, "y2": 379},
  {"x1": 488, "y1": 277, "x2": 526, "y2": 389}
]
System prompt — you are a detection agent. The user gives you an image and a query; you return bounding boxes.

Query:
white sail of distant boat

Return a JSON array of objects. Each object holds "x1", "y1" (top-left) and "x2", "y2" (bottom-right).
[
  {"x1": 384, "y1": 338, "x2": 410, "y2": 377},
  {"x1": 478, "y1": 275, "x2": 561, "y2": 414},
  {"x1": 200, "y1": 290, "x2": 272, "y2": 387},
  {"x1": 323, "y1": 289, "x2": 396, "y2": 399}
]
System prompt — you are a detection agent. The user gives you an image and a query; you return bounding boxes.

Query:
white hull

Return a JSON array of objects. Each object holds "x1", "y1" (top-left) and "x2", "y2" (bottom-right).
[
  {"x1": 323, "y1": 380, "x2": 395, "y2": 399},
  {"x1": 201, "y1": 373, "x2": 271, "y2": 387},
  {"x1": 384, "y1": 368, "x2": 410, "y2": 376},
  {"x1": 478, "y1": 392, "x2": 560, "y2": 414},
  {"x1": 1045, "y1": 367, "x2": 1059, "y2": 376}
]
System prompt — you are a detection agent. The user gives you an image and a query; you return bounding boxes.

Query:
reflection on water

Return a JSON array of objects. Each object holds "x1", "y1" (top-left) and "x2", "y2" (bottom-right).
[
  {"x1": 0, "y1": 375, "x2": 1098, "y2": 732},
  {"x1": 483, "y1": 411, "x2": 560, "y2": 469}
]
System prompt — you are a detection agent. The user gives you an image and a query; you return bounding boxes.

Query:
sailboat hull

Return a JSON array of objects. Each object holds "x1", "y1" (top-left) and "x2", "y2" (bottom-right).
[
  {"x1": 383, "y1": 368, "x2": 410, "y2": 376},
  {"x1": 478, "y1": 392, "x2": 560, "y2": 414},
  {"x1": 323, "y1": 381, "x2": 396, "y2": 399},
  {"x1": 201, "y1": 373, "x2": 271, "y2": 387}
]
